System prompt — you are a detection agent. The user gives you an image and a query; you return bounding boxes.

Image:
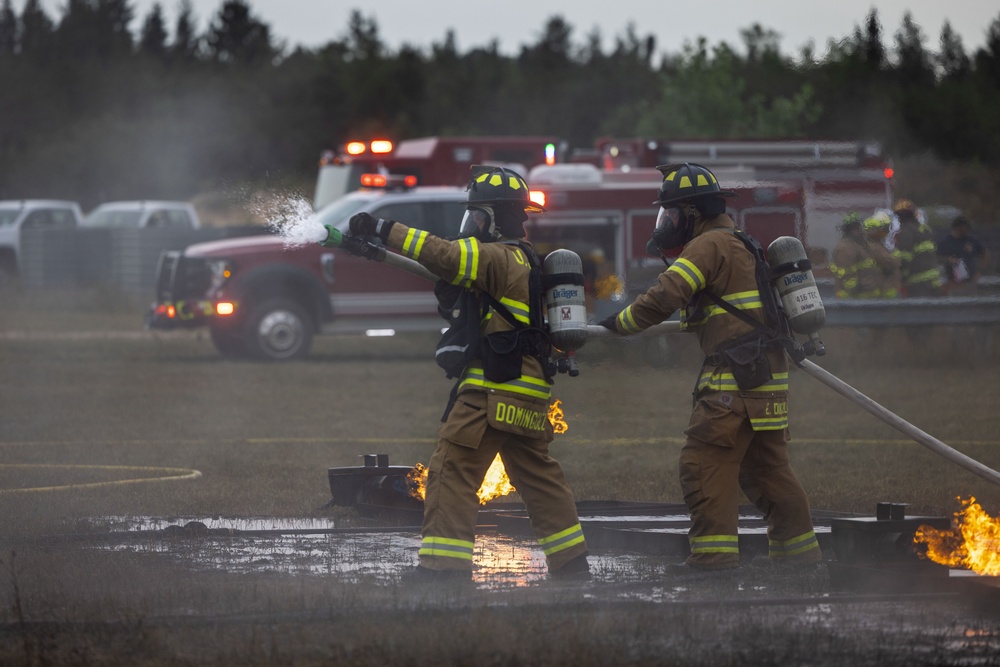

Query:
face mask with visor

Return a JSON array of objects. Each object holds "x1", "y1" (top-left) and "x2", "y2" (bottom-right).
[
  {"x1": 648, "y1": 203, "x2": 696, "y2": 257},
  {"x1": 459, "y1": 205, "x2": 495, "y2": 241}
]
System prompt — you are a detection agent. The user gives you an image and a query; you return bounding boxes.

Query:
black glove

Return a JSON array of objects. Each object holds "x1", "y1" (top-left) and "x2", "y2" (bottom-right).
[
  {"x1": 348, "y1": 212, "x2": 395, "y2": 242},
  {"x1": 598, "y1": 314, "x2": 618, "y2": 332}
]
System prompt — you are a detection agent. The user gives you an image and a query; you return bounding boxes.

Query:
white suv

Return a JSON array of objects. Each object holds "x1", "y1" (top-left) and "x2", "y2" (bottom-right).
[
  {"x1": 0, "y1": 199, "x2": 83, "y2": 282},
  {"x1": 83, "y1": 201, "x2": 200, "y2": 229}
]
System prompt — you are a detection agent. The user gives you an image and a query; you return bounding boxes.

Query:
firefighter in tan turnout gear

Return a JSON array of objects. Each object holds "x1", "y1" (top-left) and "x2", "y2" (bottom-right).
[
  {"x1": 600, "y1": 163, "x2": 821, "y2": 570},
  {"x1": 347, "y1": 166, "x2": 589, "y2": 581}
]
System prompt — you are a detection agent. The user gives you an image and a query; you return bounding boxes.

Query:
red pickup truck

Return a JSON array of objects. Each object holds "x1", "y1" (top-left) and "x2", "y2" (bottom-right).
[{"x1": 146, "y1": 185, "x2": 468, "y2": 361}]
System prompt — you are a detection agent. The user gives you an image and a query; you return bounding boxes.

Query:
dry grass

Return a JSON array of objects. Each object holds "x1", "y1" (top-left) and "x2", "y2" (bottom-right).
[{"x1": 2, "y1": 289, "x2": 1000, "y2": 665}]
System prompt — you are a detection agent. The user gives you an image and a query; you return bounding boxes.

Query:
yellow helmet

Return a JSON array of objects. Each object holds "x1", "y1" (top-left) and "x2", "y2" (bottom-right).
[
  {"x1": 864, "y1": 211, "x2": 892, "y2": 232},
  {"x1": 893, "y1": 199, "x2": 916, "y2": 214}
]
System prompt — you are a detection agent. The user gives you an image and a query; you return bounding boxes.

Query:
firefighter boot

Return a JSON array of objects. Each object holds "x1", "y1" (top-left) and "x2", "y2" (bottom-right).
[{"x1": 549, "y1": 552, "x2": 591, "y2": 581}]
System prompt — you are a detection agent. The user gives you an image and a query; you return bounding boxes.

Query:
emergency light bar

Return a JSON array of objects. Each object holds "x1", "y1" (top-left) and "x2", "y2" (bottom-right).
[
  {"x1": 345, "y1": 139, "x2": 394, "y2": 156},
  {"x1": 360, "y1": 173, "x2": 418, "y2": 189}
]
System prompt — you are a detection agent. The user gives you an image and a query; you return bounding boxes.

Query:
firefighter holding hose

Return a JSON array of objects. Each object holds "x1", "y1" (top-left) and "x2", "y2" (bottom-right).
[
  {"x1": 345, "y1": 166, "x2": 590, "y2": 582},
  {"x1": 599, "y1": 163, "x2": 822, "y2": 571}
]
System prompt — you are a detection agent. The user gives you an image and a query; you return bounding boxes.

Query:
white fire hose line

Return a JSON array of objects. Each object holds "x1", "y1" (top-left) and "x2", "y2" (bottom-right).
[
  {"x1": 795, "y1": 359, "x2": 1000, "y2": 487},
  {"x1": 332, "y1": 242, "x2": 1000, "y2": 486},
  {"x1": 593, "y1": 322, "x2": 1000, "y2": 486},
  {"x1": 0, "y1": 464, "x2": 202, "y2": 494}
]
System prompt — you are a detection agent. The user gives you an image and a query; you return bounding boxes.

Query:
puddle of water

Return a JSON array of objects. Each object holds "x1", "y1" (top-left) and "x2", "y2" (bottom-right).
[{"x1": 83, "y1": 516, "x2": 689, "y2": 593}]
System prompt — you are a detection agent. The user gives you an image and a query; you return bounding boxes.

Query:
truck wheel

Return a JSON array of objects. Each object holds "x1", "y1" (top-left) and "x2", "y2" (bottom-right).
[
  {"x1": 243, "y1": 298, "x2": 314, "y2": 361},
  {"x1": 210, "y1": 325, "x2": 247, "y2": 358}
]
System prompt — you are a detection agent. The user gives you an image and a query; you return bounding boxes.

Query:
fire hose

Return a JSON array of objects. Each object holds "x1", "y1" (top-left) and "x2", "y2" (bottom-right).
[
  {"x1": 320, "y1": 227, "x2": 1000, "y2": 487},
  {"x1": 588, "y1": 321, "x2": 1000, "y2": 487}
]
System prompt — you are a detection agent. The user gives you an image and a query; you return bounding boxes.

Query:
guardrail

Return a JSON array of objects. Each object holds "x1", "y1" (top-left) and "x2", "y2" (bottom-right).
[{"x1": 824, "y1": 295, "x2": 1000, "y2": 327}]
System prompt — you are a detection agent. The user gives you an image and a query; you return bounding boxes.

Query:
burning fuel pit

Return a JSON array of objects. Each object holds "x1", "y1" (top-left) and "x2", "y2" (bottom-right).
[{"x1": 828, "y1": 502, "x2": 1000, "y2": 602}]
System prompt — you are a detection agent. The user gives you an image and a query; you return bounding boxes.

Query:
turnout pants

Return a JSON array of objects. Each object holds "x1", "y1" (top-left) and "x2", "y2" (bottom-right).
[
  {"x1": 679, "y1": 390, "x2": 821, "y2": 569},
  {"x1": 419, "y1": 392, "x2": 587, "y2": 573}
]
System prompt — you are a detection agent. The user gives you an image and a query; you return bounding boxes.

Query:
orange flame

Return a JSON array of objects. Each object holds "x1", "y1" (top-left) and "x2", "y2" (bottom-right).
[
  {"x1": 406, "y1": 462, "x2": 427, "y2": 501},
  {"x1": 548, "y1": 399, "x2": 568, "y2": 434},
  {"x1": 406, "y1": 454, "x2": 515, "y2": 505},
  {"x1": 914, "y1": 496, "x2": 1000, "y2": 575}
]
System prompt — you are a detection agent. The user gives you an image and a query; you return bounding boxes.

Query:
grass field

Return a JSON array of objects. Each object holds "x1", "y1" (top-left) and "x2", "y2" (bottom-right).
[{"x1": 2, "y1": 289, "x2": 999, "y2": 665}]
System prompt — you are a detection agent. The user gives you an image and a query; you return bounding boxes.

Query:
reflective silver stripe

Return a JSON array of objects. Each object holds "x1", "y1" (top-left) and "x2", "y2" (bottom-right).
[
  {"x1": 459, "y1": 367, "x2": 551, "y2": 400},
  {"x1": 401, "y1": 228, "x2": 429, "y2": 260},
  {"x1": 538, "y1": 523, "x2": 586, "y2": 556},
  {"x1": 452, "y1": 237, "x2": 480, "y2": 286},
  {"x1": 689, "y1": 534, "x2": 739, "y2": 554},
  {"x1": 667, "y1": 258, "x2": 705, "y2": 292},
  {"x1": 419, "y1": 536, "x2": 475, "y2": 561},
  {"x1": 768, "y1": 531, "x2": 819, "y2": 557}
]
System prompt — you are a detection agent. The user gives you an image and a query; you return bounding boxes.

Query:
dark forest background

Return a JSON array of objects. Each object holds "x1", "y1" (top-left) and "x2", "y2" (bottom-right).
[{"x1": 1, "y1": 0, "x2": 999, "y2": 224}]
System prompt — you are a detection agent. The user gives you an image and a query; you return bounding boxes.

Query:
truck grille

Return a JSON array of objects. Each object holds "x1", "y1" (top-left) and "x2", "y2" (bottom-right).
[{"x1": 154, "y1": 251, "x2": 213, "y2": 301}]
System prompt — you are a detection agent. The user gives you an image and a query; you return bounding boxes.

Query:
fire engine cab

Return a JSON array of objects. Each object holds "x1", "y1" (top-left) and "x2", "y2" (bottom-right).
[
  {"x1": 524, "y1": 162, "x2": 809, "y2": 314},
  {"x1": 314, "y1": 136, "x2": 559, "y2": 210}
]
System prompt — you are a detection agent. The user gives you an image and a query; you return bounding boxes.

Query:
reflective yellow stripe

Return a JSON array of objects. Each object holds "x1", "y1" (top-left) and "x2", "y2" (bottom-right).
[
  {"x1": 750, "y1": 415, "x2": 788, "y2": 431},
  {"x1": 452, "y1": 237, "x2": 480, "y2": 286},
  {"x1": 704, "y1": 290, "x2": 763, "y2": 318},
  {"x1": 617, "y1": 304, "x2": 642, "y2": 334},
  {"x1": 498, "y1": 296, "x2": 530, "y2": 324},
  {"x1": 690, "y1": 534, "x2": 739, "y2": 554},
  {"x1": 697, "y1": 371, "x2": 789, "y2": 393},
  {"x1": 667, "y1": 257, "x2": 705, "y2": 292},
  {"x1": 914, "y1": 240, "x2": 936, "y2": 254},
  {"x1": 908, "y1": 268, "x2": 942, "y2": 285},
  {"x1": 768, "y1": 531, "x2": 819, "y2": 557},
  {"x1": 538, "y1": 523, "x2": 586, "y2": 556},
  {"x1": 459, "y1": 367, "x2": 551, "y2": 400},
  {"x1": 419, "y1": 536, "x2": 475, "y2": 560},
  {"x1": 401, "y1": 228, "x2": 429, "y2": 260}
]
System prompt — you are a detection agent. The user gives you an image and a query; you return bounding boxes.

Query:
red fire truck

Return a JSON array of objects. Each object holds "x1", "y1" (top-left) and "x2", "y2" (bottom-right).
[
  {"x1": 588, "y1": 137, "x2": 894, "y2": 257},
  {"x1": 147, "y1": 135, "x2": 891, "y2": 361},
  {"x1": 313, "y1": 136, "x2": 559, "y2": 210},
  {"x1": 522, "y1": 163, "x2": 809, "y2": 317}
]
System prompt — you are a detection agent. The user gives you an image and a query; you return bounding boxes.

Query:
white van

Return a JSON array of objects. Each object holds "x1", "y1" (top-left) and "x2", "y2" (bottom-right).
[
  {"x1": 83, "y1": 201, "x2": 200, "y2": 229},
  {"x1": 0, "y1": 199, "x2": 83, "y2": 282}
]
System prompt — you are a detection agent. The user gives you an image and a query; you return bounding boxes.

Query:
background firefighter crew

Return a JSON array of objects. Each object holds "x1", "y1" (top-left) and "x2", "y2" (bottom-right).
[
  {"x1": 892, "y1": 199, "x2": 942, "y2": 297},
  {"x1": 864, "y1": 212, "x2": 902, "y2": 298},
  {"x1": 829, "y1": 212, "x2": 883, "y2": 299},
  {"x1": 347, "y1": 165, "x2": 589, "y2": 581},
  {"x1": 600, "y1": 163, "x2": 821, "y2": 571}
]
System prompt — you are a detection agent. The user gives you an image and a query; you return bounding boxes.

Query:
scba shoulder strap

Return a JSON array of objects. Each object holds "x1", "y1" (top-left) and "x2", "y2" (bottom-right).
[{"x1": 703, "y1": 230, "x2": 805, "y2": 365}]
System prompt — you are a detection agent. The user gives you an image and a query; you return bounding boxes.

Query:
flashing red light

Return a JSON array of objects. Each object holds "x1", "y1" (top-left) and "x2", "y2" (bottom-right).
[
  {"x1": 370, "y1": 139, "x2": 393, "y2": 154},
  {"x1": 360, "y1": 173, "x2": 388, "y2": 188},
  {"x1": 216, "y1": 302, "x2": 235, "y2": 316},
  {"x1": 884, "y1": 167, "x2": 894, "y2": 180},
  {"x1": 346, "y1": 141, "x2": 367, "y2": 155},
  {"x1": 166, "y1": 304, "x2": 176, "y2": 319},
  {"x1": 403, "y1": 175, "x2": 418, "y2": 187},
  {"x1": 529, "y1": 190, "x2": 546, "y2": 208}
]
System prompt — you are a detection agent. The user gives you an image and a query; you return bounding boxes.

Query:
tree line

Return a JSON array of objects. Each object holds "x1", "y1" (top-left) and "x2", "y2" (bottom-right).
[{"x1": 1, "y1": 0, "x2": 999, "y2": 217}]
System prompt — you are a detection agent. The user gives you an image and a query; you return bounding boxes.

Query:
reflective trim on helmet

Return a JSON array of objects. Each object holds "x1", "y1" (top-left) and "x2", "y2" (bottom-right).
[
  {"x1": 666, "y1": 257, "x2": 706, "y2": 292},
  {"x1": 400, "y1": 228, "x2": 429, "y2": 260}
]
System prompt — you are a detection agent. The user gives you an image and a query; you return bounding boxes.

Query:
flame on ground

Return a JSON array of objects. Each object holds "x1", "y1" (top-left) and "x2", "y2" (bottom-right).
[
  {"x1": 914, "y1": 496, "x2": 1000, "y2": 575},
  {"x1": 548, "y1": 399, "x2": 568, "y2": 434},
  {"x1": 407, "y1": 454, "x2": 514, "y2": 505}
]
